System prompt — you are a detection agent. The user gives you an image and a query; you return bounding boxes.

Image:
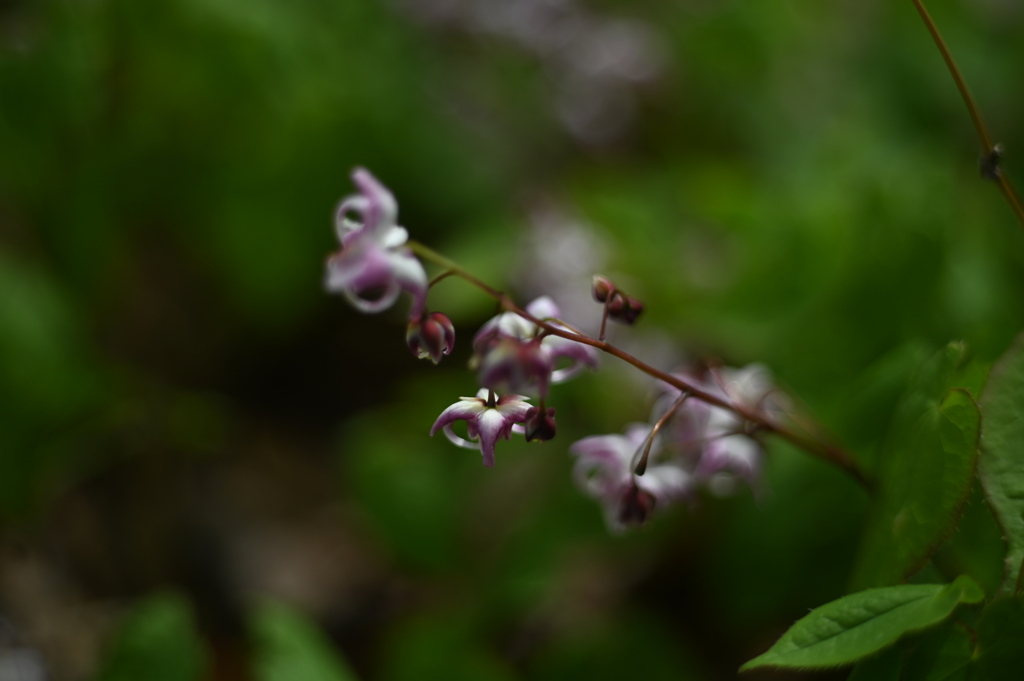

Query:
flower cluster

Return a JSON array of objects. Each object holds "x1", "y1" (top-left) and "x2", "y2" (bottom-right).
[
  {"x1": 325, "y1": 168, "x2": 783, "y2": 530},
  {"x1": 434, "y1": 296, "x2": 598, "y2": 466},
  {"x1": 570, "y1": 364, "x2": 779, "y2": 530},
  {"x1": 325, "y1": 169, "x2": 599, "y2": 468}
]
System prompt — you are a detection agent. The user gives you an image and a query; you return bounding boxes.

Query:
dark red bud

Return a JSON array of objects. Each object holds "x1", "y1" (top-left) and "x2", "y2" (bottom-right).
[
  {"x1": 524, "y1": 406, "x2": 557, "y2": 442},
  {"x1": 618, "y1": 484, "x2": 656, "y2": 526},
  {"x1": 607, "y1": 293, "x2": 644, "y2": 325},
  {"x1": 591, "y1": 275, "x2": 615, "y2": 303},
  {"x1": 406, "y1": 312, "x2": 455, "y2": 364}
]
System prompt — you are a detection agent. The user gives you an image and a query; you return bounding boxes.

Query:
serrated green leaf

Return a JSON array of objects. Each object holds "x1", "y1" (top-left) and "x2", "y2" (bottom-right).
[
  {"x1": 252, "y1": 601, "x2": 359, "y2": 681},
  {"x1": 851, "y1": 343, "x2": 981, "y2": 589},
  {"x1": 979, "y1": 333, "x2": 1024, "y2": 595},
  {"x1": 740, "y1": 576, "x2": 984, "y2": 671}
]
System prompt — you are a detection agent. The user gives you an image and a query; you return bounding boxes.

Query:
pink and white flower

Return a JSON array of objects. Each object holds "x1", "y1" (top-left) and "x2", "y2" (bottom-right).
[
  {"x1": 570, "y1": 423, "x2": 692, "y2": 530},
  {"x1": 325, "y1": 168, "x2": 428, "y2": 317},
  {"x1": 430, "y1": 389, "x2": 533, "y2": 467},
  {"x1": 651, "y1": 363, "x2": 776, "y2": 495},
  {"x1": 472, "y1": 296, "x2": 598, "y2": 397},
  {"x1": 692, "y1": 407, "x2": 763, "y2": 495}
]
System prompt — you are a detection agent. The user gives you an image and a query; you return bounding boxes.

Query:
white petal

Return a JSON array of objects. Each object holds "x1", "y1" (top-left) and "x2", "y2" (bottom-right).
[
  {"x1": 442, "y1": 423, "x2": 481, "y2": 450},
  {"x1": 525, "y1": 296, "x2": 561, "y2": 320},
  {"x1": 381, "y1": 225, "x2": 409, "y2": 248}
]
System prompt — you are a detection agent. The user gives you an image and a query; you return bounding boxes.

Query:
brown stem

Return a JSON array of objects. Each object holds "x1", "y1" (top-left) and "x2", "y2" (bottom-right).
[
  {"x1": 910, "y1": 0, "x2": 991, "y2": 151},
  {"x1": 598, "y1": 295, "x2": 612, "y2": 342},
  {"x1": 409, "y1": 241, "x2": 871, "y2": 489},
  {"x1": 910, "y1": 0, "x2": 1024, "y2": 229},
  {"x1": 429, "y1": 269, "x2": 457, "y2": 287},
  {"x1": 634, "y1": 393, "x2": 689, "y2": 476}
]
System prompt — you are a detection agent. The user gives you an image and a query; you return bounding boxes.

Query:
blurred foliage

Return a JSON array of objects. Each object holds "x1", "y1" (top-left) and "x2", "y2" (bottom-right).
[
  {"x1": 1, "y1": 0, "x2": 1023, "y2": 679},
  {"x1": 251, "y1": 601, "x2": 360, "y2": 681},
  {"x1": 94, "y1": 592, "x2": 206, "y2": 681}
]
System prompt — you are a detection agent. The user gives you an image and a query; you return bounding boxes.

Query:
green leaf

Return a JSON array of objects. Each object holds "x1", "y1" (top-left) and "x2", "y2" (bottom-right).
[
  {"x1": 846, "y1": 645, "x2": 904, "y2": 681},
  {"x1": 95, "y1": 592, "x2": 206, "y2": 681},
  {"x1": 973, "y1": 597, "x2": 1024, "y2": 681},
  {"x1": 251, "y1": 601, "x2": 359, "y2": 681},
  {"x1": 740, "y1": 575, "x2": 984, "y2": 671},
  {"x1": 851, "y1": 343, "x2": 981, "y2": 589},
  {"x1": 979, "y1": 332, "x2": 1024, "y2": 595},
  {"x1": 902, "y1": 621, "x2": 974, "y2": 681}
]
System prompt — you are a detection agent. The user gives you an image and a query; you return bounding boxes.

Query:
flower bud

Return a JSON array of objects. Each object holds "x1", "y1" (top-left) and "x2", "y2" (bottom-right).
[
  {"x1": 406, "y1": 312, "x2": 455, "y2": 364},
  {"x1": 618, "y1": 483, "x2": 656, "y2": 526},
  {"x1": 591, "y1": 275, "x2": 615, "y2": 303},
  {"x1": 607, "y1": 293, "x2": 644, "y2": 325},
  {"x1": 524, "y1": 406, "x2": 557, "y2": 442}
]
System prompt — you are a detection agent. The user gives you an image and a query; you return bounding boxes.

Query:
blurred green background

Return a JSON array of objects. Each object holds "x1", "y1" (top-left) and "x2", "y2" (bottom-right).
[{"x1": 1, "y1": 0, "x2": 1022, "y2": 679}]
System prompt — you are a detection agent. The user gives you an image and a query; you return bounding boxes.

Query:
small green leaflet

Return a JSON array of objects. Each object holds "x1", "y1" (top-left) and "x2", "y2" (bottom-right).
[
  {"x1": 851, "y1": 343, "x2": 981, "y2": 589},
  {"x1": 979, "y1": 332, "x2": 1024, "y2": 595},
  {"x1": 740, "y1": 576, "x2": 984, "y2": 671}
]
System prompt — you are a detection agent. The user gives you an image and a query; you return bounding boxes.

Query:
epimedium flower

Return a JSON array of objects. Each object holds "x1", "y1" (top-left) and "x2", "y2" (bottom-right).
[
  {"x1": 570, "y1": 423, "x2": 692, "y2": 530},
  {"x1": 407, "y1": 311, "x2": 456, "y2": 364},
  {"x1": 473, "y1": 336, "x2": 554, "y2": 398},
  {"x1": 325, "y1": 168, "x2": 428, "y2": 317},
  {"x1": 694, "y1": 364, "x2": 776, "y2": 494},
  {"x1": 692, "y1": 406, "x2": 764, "y2": 496},
  {"x1": 430, "y1": 389, "x2": 533, "y2": 468},
  {"x1": 651, "y1": 363, "x2": 774, "y2": 496},
  {"x1": 471, "y1": 296, "x2": 598, "y2": 397},
  {"x1": 706, "y1": 363, "x2": 781, "y2": 417},
  {"x1": 654, "y1": 363, "x2": 778, "y2": 418}
]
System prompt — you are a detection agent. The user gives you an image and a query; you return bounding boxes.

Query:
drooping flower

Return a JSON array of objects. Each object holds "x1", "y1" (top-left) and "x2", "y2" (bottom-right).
[
  {"x1": 473, "y1": 336, "x2": 554, "y2": 398},
  {"x1": 692, "y1": 407, "x2": 763, "y2": 496},
  {"x1": 407, "y1": 312, "x2": 456, "y2": 364},
  {"x1": 523, "y1": 405, "x2": 557, "y2": 442},
  {"x1": 325, "y1": 168, "x2": 428, "y2": 317},
  {"x1": 471, "y1": 296, "x2": 598, "y2": 397},
  {"x1": 430, "y1": 389, "x2": 533, "y2": 467},
  {"x1": 707, "y1": 363, "x2": 780, "y2": 416},
  {"x1": 570, "y1": 424, "x2": 691, "y2": 530},
  {"x1": 651, "y1": 363, "x2": 774, "y2": 496}
]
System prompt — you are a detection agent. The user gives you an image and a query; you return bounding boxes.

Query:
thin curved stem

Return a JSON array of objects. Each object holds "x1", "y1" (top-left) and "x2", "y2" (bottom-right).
[
  {"x1": 910, "y1": 0, "x2": 992, "y2": 151},
  {"x1": 409, "y1": 241, "x2": 871, "y2": 490},
  {"x1": 429, "y1": 269, "x2": 457, "y2": 287},
  {"x1": 910, "y1": 0, "x2": 1024, "y2": 229},
  {"x1": 634, "y1": 393, "x2": 689, "y2": 476}
]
